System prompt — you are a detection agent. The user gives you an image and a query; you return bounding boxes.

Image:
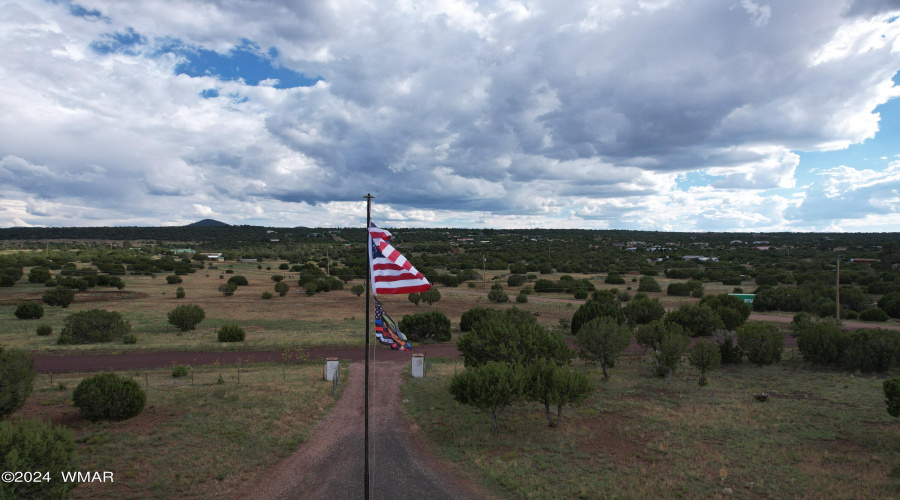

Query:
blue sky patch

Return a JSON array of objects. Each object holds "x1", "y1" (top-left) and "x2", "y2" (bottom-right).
[
  {"x1": 170, "y1": 39, "x2": 321, "y2": 89},
  {"x1": 91, "y1": 28, "x2": 146, "y2": 55},
  {"x1": 201, "y1": 89, "x2": 219, "y2": 99}
]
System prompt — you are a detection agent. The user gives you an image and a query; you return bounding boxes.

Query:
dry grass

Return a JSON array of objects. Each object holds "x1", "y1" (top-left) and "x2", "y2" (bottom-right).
[
  {"x1": 402, "y1": 356, "x2": 900, "y2": 499},
  {"x1": 12, "y1": 361, "x2": 347, "y2": 499}
]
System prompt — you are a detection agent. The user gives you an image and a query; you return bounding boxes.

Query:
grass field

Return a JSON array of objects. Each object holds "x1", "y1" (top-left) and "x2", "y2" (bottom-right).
[
  {"x1": 11, "y1": 361, "x2": 347, "y2": 499},
  {"x1": 2, "y1": 264, "x2": 894, "y2": 354},
  {"x1": 401, "y1": 355, "x2": 900, "y2": 499}
]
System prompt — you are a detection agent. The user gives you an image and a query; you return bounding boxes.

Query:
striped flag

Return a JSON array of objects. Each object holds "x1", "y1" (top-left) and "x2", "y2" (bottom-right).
[
  {"x1": 368, "y1": 223, "x2": 431, "y2": 295},
  {"x1": 374, "y1": 298, "x2": 411, "y2": 351}
]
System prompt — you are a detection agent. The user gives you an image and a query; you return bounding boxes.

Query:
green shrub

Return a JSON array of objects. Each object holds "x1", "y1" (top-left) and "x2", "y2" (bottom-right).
[
  {"x1": 271, "y1": 275, "x2": 284, "y2": 282},
  {"x1": 623, "y1": 294, "x2": 665, "y2": 327},
  {"x1": 604, "y1": 273, "x2": 626, "y2": 285},
  {"x1": 859, "y1": 307, "x2": 889, "y2": 322},
  {"x1": 14, "y1": 302, "x2": 43, "y2": 320},
  {"x1": 667, "y1": 282, "x2": 691, "y2": 296},
  {"x1": 279, "y1": 263, "x2": 289, "y2": 270},
  {"x1": 457, "y1": 308, "x2": 571, "y2": 367},
  {"x1": 122, "y1": 333, "x2": 137, "y2": 344},
  {"x1": 797, "y1": 322, "x2": 846, "y2": 366},
  {"x1": 303, "y1": 281, "x2": 317, "y2": 296},
  {"x1": 166, "y1": 275, "x2": 183, "y2": 284},
  {"x1": 27, "y1": 267, "x2": 51, "y2": 284},
  {"x1": 58, "y1": 309, "x2": 131, "y2": 344},
  {"x1": 408, "y1": 292, "x2": 420, "y2": 306},
  {"x1": 879, "y1": 292, "x2": 900, "y2": 318},
  {"x1": 665, "y1": 303, "x2": 724, "y2": 337},
  {"x1": 516, "y1": 291, "x2": 528, "y2": 303},
  {"x1": 0, "y1": 419, "x2": 78, "y2": 499},
  {"x1": 36, "y1": 324, "x2": 53, "y2": 336},
  {"x1": 487, "y1": 288, "x2": 509, "y2": 303},
  {"x1": 217, "y1": 324, "x2": 246, "y2": 342},
  {"x1": 351, "y1": 284, "x2": 364, "y2": 297},
  {"x1": 73, "y1": 372, "x2": 145, "y2": 421},
  {"x1": 841, "y1": 329, "x2": 899, "y2": 373},
  {"x1": 736, "y1": 323, "x2": 784, "y2": 366},
  {"x1": 42, "y1": 287, "x2": 76, "y2": 308},
  {"x1": 227, "y1": 275, "x2": 249, "y2": 287},
  {"x1": 172, "y1": 365, "x2": 188, "y2": 378},
  {"x1": 399, "y1": 310, "x2": 451, "y2": 342},
  {"x1": 884, "y1": 377, "x2": 900, "y2": 418},
  {"x1": 637, "y1": 276, "x2": 661, "y2": 293},
  {"x1": 167, "y1": 304, "x2": 205, "y2": 331},
  {"x1": 219, "y1": 283, "x2": 237, "y2": 296},
  {"x1": 420, "y1": 288, "x2": 442, "y2": 305},
  {"x1": 689, "y1": 338, "x2": 721, "y2": 386},
  {"x1": 0, "y1": 348, "x2": 35, "y2": 420},
  {"x1": 571, "y1": 290, "x2": 623, "y2": 335},
  {"x1": 225, "y1": 269, "x2": 234, "y2": 274},
  {"x1": 175, "y1": 286, "x2": 186, "y2": 299},
  {"x1": 573, "y1": 289, "x2": 588, "y2": 300},
  {"x1": 261, "y1": 291, "x2": 273, "y2": 299},
  {"x1": 507, "y1": 274, "x2": 526, "y2": 287},
  {"x1": 460, "y1": 307, "x2": 500, "y2": 332}
]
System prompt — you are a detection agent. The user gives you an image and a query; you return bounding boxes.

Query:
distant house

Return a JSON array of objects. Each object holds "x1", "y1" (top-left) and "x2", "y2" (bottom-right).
[
  {"x1": 270, "y1": 239, "x2": 280, "y2": 242},
  {"x1": 201, "y1": 253, "x2": 223, "y2": 261},
  {"x1": 266, "y1": 230, "x2": 276, "y2": 234},
  {"x1": 753, "y1": 246, "x2": 772, "y2": 251},
  {"x1": 849, "y1": 258, "x2": 880, "y2": 265},
  {"x1": 612, "y1": 243, "x2": 625, "y2": 248},
  {"x1": 833, "y1": 247, "x2": 848, "y2": 252},
  {"x1": 683, "y1": 255, "x2": 719, "y2": 262},
  {"x1": 730, "y1": 240, "x2": 744, "y2": 244},
  {"x1": 172, "y1": 248, "x2": 196, "y2": 255},
  {"x1": 238, "y1": 258, "x2": 258, "y2": 263},
  {"x1": 752, "y1": 241, "x2": 770, "y2": 245}
]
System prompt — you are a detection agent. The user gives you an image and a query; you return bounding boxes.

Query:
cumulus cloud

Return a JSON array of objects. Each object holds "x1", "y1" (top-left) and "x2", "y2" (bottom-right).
[{"x1": 0, "y1": 0, "x2": 898, "y2": 230}]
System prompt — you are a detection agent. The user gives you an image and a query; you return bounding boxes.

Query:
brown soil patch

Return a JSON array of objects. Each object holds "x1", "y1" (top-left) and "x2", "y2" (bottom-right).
[{"x1": 0, "y1": 290, "x2": 147, "y2": 306}]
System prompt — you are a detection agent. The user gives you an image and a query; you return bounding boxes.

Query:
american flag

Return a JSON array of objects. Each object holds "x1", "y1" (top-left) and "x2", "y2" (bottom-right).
[
  {"x1": 368, "y1": 223, "x2": 431, "y2": 295},
  {"x1": 374, "y1": 298, "x2": 411, "y2": 351}
]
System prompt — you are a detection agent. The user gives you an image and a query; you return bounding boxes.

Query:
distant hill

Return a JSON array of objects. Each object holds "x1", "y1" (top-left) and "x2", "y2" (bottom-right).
[{"x1": 186, "y1": 219, "x2": 230, "y2": 227}]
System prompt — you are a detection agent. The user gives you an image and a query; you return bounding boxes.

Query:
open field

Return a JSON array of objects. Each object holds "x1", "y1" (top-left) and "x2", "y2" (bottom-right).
[
  {"x1": 10, "y1": 361, "x2": 347, "y2": 499},
  {"x1": 402, "y1": 356, "x2": 900, "y2": 499},
  {"x1": 3, "y1": 264, "x2": 898, "y2": 354}
]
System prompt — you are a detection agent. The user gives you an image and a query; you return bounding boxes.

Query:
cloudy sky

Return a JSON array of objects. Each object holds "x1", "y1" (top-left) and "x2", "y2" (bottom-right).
[{"x1": 1, "y1": 0, "x2": 899, "y2": 231}]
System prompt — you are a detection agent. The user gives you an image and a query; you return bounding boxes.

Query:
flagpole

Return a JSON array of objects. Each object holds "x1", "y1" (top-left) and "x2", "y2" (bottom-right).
[{"x1": 364, "y1": 193, "x2": 373, "y2": 500}]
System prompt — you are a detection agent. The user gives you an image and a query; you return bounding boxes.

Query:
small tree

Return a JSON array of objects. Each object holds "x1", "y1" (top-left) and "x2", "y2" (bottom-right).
[
  {"x1": 73, "y1": 372, "x2": 145, "y2": 421},
  {"x1": 528, "y1": 359, "x2": 592, "y2": 427},
  {"x1": 0, "y1": 348, "x2": 35, "y2": 420},
  {"x1": 408, "y1": 292, "x2": 420, "y2": 306},
  {"x1": 449, "y1": 362, "x2": 527, "y2": 433},
  {"x1": 275, "y1": 281, "x2": 290, "y2": 297},
  {"x1": 737, "y1": 323, "x2": 784, "y2": 366},
  {"x1": 166, "y1": 275, "x2": 183, "y2": 284},
  {"x1": 303, "y1": 281, "x2": 317, "y2": 296},
  {"x1": 575, "y1": 317, "x2": 632, "y2": 380},
  {"x1": 635, "y1": 320, "x2": 684, "y2": 353},
  {"x1": 14, "y1": 302, "x2": 43, "y2": 320},
  {"x1": 167, "y1": 304, "x2": 205, "y2": 331},
  {"x1": 689, "y1": 339, "x2": 721, "y2": 386},
  {"x1": 459, "y1": 307, "x2": 499, "y2": 332},
  {"x1": 175, "y1": 287, "x2": 185, "y2": 299},
  {"x1": 0, "y1": 419, "x2": 78, "y2": 499},
  {"x1": 420, "y1": 288, "x2": 441, "y2": 306},
  {"x1": 42, "y1": 287, "x2": 75, "y2": 308},
  {"x1": 219, "y1": 283, "x2": 237, "y2": 296},
  {"x1": 571, "y1": 290, "x2": 623, "y2": 335},
  {"x1": 271, "y1": 275, "x2": 284, "y2": 283},
  {"x1": 516, "y1": 291, "x2": 528, "y2": 303},
  {"x1": 604, "y1": 273, "x2": 626, "y2": 285},
  {"x1": 351, "y1": 284, "x2": 365, "y2": 297},
  {"x1": 653, "y1": 332, "x2": 689, "y2": 383}
]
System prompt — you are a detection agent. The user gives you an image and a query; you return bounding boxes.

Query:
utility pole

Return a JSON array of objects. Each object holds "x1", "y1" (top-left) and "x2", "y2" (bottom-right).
[
  {"x1": 835, "y1": 257, "x2": 841, "y2": 324},
  {"x1": 482, "y1": 252, "x2": 486, "y2": 290}
]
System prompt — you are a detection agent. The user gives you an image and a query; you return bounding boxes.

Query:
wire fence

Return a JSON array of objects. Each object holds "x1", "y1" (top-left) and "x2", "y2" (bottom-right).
[{"x1": 38, "y1": 359, "x2": 345, "y2": 393}]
